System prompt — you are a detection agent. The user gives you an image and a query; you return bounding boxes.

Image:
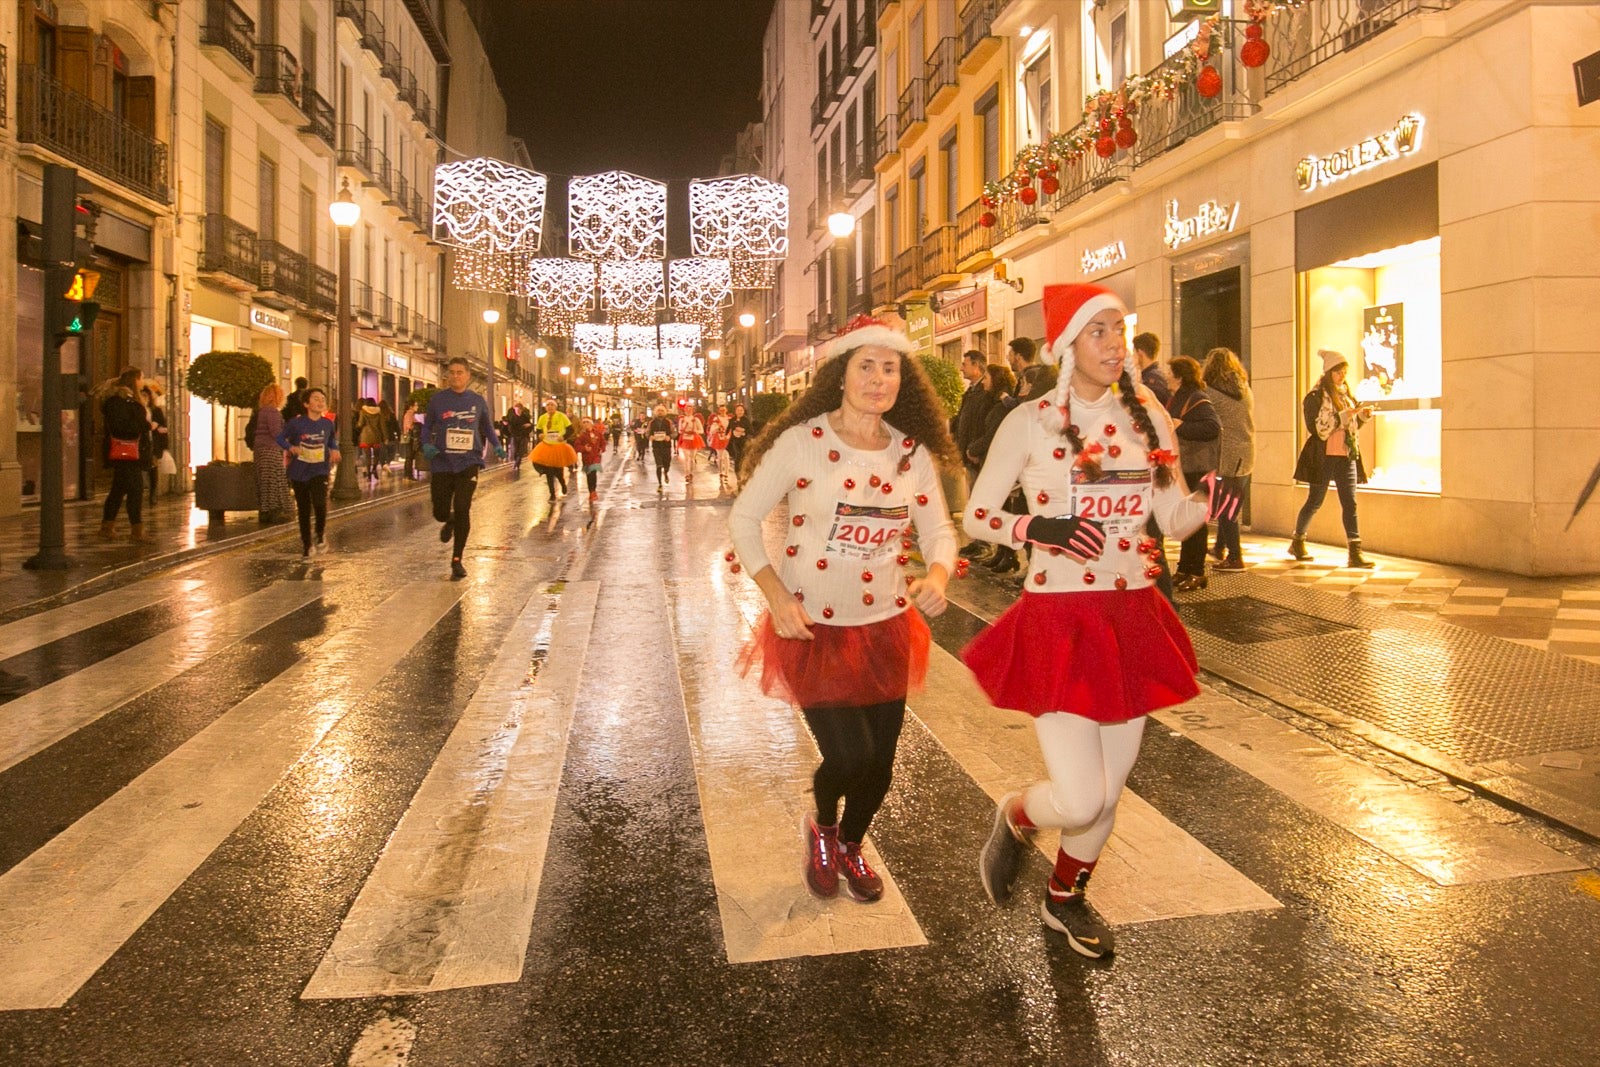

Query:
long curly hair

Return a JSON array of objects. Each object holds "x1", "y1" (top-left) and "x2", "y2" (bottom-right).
[{"x1": 740, "y1": 348, "x2": 960, "y2": 480}]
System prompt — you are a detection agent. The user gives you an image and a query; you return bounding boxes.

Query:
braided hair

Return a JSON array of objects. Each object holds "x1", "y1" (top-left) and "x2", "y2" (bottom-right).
[{"x1": 1054, "y1": 369, "x2": 1173, "y2": 489}]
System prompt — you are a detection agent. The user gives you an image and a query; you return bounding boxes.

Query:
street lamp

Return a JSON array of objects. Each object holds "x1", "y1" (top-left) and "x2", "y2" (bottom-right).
[
  {"x1": 534, "y1": 344, "x2": 547, "y2": 404},
  {"x1": 737, "y1": 311, "x2": 756, "y2": 328},
  {"x1": 482, "y1": 306, "x2": 500, "y2": 416},
  {"x1": 328, "y1": 178, "x2": 362, "y2": 501},
  {"x1": 827, "y1": 211, "x2": 856, "y2": 331}
]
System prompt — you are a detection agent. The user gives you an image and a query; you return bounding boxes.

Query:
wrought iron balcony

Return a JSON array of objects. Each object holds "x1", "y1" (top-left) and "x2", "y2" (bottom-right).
[
  {"x1": 300, "y1": 81, "x2": 335, "y2": 149},
  {"x1": 375, "y1": 292, "x2": 396, "y2": 334},
  {"x1": 1261, "y1": 0, "x2": 1460, "y2": 93},
  {"x1": 366, "y1": 146, "x2": 393, "y2": 197},
  {"x1": 413, "y1": 88, "x2": 435, "y2": 131},
  {"x1": 891, "y1": 245, "x2": 924, "y2": 299},
  {"x1": 921, "y1": 226, "x2": 958, "y2": 284},
  {"x1": 336, "y1": 124, "x2": 374, "y2": 177},
  {"x1": 201, "y1": 214, "x2": 259, "y2": 286},
  {"x1": 335, "y1": 0, "x2": 366, "y2": 28},
  {"x1": 874, "y1": 114, "x2": 900, "y2": 167},
  {"x1": 847, "y1": 131, "x2": 877, "y2": 193},
  {"x1": 359, "y1": 10, "x2": 385, "y2": 56},
  {"x1": 850, "y1": 9, "x2": 876, "y2": 68},
  {"x1": 353, "y1": 281, "x2": 377, "y2": 323},
  {"x1": 257, "y1": 239, "x2": 310, "y2": 306},
  {"x1": 16, "y1": 65, "x2": 171, "y2": 203},
  {"x1": 959, "y1": 0, "x2": 1002, "y2": 65},
  {"x1": 926, "y1": 37, "x2": 958, "y2": 108},
  {"x1": 254, "y1": 44, "x2": 303, "y2": 112},
  {"x1": 810, "y1": 0, "x2": 829, "y2": 33},
  {"x1": 380, "y1": 41, "x2": 404, "y2": 86},
  {"x1": 897, "y1": 79, "x2": 926, "y2": 145},
  {"x1": 202, "y1": 0, "x2": 257, "y2": 75},
  {"x1": 309, "y1": 267, "x2": 338, "y2": 317}
]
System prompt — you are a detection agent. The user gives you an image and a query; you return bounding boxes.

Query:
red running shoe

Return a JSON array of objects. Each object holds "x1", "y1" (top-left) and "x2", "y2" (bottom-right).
[
  {"x1": 803, "y1": 815, "x2": 839, "y2": 898},
  {"x1": 836, "y1": 840, "x2": 884, "y2": 902}
]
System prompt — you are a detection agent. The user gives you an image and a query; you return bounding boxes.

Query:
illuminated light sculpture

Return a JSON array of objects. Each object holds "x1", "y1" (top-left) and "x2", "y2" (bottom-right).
[
  {"x1": 572, "y1": 322, "x2": 616, "y2": 354},
  {"x1": 433, "y1": 158, "x2": 546, "y2": 254},
  {"x1": 525, "y1": 258, "x2": 597, "y2": 337},
  {"x1": 669, "y1": 257, "x2": 732, "y2": 332},
  {"x1": 600, "y1": 261, "x2": 665, "y2": 326},
  {"x1": 451, "y1": 247, "x2": 529, "y2": 295},
  {"x1": 690, "y1": 175, "x2": 788, "y2": 290},
  {"x1": 569, "y1": 170, "x2": 668, "y2": 261}
]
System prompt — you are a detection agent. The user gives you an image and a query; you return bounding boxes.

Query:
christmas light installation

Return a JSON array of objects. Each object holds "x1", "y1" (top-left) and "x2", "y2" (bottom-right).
[
  {"x1": 433, "y1": 158, "x2": 546, "y2": 253},
  {"x1": 690, "y1": 175, "x2": 787, "y2": 290},
  {"x1": 525, "y1": 258, "x2": 597, "y2": 337},
  {"x1": 450, "y1": 247, "x2": 529, "y2": 295},
  {"x1": 669, "y1": 257, "x2": 732, "y2": 332},
  {"x1": 569, "y1": 171, "x2": 668, "y2": 262},
  {"x1": 600, "y1": 261, "x2": 665, "y2": 326}
]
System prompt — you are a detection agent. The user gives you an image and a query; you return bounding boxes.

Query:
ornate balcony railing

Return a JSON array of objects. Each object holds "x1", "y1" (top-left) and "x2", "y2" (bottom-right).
[
  {"x1": 954, "y1": 198, "x2": 991, "y2": 265},
  {"x1": 959, "y1": 0, "x2": 1001, "y2": 60},
  {"x1": 921, "y1": 225, "x2": 958, "y2": 282},
  {"x1": 17, "y1": 65, "x2": 171, "y2": 202},
  {"x1": 926, "y1": 37, "x2": 958, "y2": 101},
  {"x1": 380, "y1": 41, "x2": 404, "y2": 85},
  {"x1": 254, "y1": 44, "x2": 302, "y2": 109},
  {"x1": 359, "y1": 10, "x2": 385, "y2": 55},
  {"x1": 874, "y1": 114, "x2": 900, "y2": 164},
  {"x1": 201, "y1": 214, "x2": 258, "y2": 283},
  {"x1": 846, "y1": 134, "x2": 876, "y2": 193},
  {"x1": 1261, "y1": 0, "x2": 1460, "y2": 93},
  {"x1": 257, "y1": 239, "x2": 309, "y2": 303},
  {"x1": 335, "y1": 0, "x2": 366, "y2": 27},
  {"x1": 203, "y1": 0, "x2": 257, "y2": 73},
  {"x1": 301, "y1": 81, "x2": 335, "y2": 148},
  {"x1": 850, "y1": 8, "x2": 876, "y2": 67},
  {"x1": 1, "y1": 44, "x2": 9, "y2": 129},
  {"x1": 310, "y1": 267, "x2": 338, "y2": 316},
  {"x1": 897, "y1": 79, "x2": 926, "y2": 141},
  {"x1": 353, "y1": 281, "x2": 377, "y2": 323},
  {"x1": 337, "y1": 124, "x2": 373, "y2": 176},
  {"x1": 891, "y1": 244, "x2": 923, "y2": 298}
]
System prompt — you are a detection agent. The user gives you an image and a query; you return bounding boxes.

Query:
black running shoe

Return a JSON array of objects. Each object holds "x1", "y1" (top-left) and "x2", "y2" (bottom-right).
[
  {"x1": 438, "y1": 518, "x2": 454, "y2": 543},
  {"x1": 1040, "y1": 893, "x2": 1115, "y2": 958},
  {"x1": 979, "y1": 791, "x2": 1031, "y2": 907},
  {"x1": 450, "y1": 559, "x2": 467, "y2": 580}
]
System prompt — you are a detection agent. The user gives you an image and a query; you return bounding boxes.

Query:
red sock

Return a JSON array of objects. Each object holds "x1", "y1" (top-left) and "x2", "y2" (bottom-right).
[{"x1": 1048, "y1": 851, "x2": 1096, "y2": 899}]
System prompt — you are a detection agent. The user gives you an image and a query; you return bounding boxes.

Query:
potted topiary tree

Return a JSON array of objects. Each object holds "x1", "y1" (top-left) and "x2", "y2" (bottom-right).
[
  {"x1": 748, "y1": 391, "x2": 791, "y2": 435},
  {"x1": 184, "y1": 349, "x2": 276, "y2": 523}
]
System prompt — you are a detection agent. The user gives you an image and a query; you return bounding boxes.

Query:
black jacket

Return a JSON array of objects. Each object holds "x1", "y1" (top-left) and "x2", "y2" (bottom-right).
[
  {"x1": 101, "y1": 388, "x2": 152, "y2": 468},
  {"x1": 1168, "y1": 384, "x2": 1220, "y2": 475},
  {"x1": 952, "y1": 381, "x2": 998, "y2": 466}
]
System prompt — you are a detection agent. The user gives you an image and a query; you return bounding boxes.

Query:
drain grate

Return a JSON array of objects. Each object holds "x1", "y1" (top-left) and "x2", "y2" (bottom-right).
[{"x1": 1181, "y1": 596, "x2": 1355, "y2": 644}]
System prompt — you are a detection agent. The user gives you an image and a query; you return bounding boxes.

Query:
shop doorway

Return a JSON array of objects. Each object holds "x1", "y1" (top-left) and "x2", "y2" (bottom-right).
[{"x1": 1177, "y1": 267, "x2": 1242, "y2": 368}]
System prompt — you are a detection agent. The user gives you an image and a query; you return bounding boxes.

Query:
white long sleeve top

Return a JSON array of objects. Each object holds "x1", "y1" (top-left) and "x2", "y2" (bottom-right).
[
  {"x1": 728, "y1": 416, "x2": 959, "y2": 626},
  {"x1": 965, "y1": 385, "x2": 1207, "y2": 592}
]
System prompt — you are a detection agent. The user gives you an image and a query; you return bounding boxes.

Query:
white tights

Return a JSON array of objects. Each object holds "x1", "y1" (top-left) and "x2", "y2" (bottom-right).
[{"x1": 1020, "y1": 712, "x2": 1147, "y2": 862}]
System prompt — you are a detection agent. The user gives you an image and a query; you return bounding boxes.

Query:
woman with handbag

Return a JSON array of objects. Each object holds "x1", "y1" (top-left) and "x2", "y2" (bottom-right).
[
  {"x1": 1204, "y1": 348, "x2": 1255, "y2": 571},
  {"x1": 99, "y1": 367, "x2": 152, "y2": 542},
  {"x1": 1291, "y1": 349, "x2": 1375, "y2": 568},
  {"x1": 1165, "y1": 357, "x2": 1220, "y2": 591}
]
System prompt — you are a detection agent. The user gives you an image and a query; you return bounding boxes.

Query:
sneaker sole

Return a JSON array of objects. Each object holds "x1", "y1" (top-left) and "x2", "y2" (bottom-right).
[
  {"x1": 978, "y1": 792, "x2": 1025, "y2": 907},
  {"x1": 1039, "y1": 900, "x2": 1113, "y2": 959},
  {"x1": 839, "y1": 878, "x2": 883, "y2": 903}
]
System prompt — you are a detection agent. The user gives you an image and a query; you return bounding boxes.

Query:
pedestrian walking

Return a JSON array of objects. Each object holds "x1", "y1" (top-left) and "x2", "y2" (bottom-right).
[
  {"x1": 506, "y1": 402, "x2": 534, "y2": 470},
  {"x1": 727, "y1": 316, "x2": 959, "y2": 904},
  {"x1": 1204, "y1": 348, "x2": 1255, "y2": 572},
  {"x1": 141, "y1": 383, "x2": 170, "y2": 499},
  {"x1": 631, "y1": 414, "x2": 649, "y2": 464},
  {"x1": 573, "y1": 415, "x2": 607, "y2": 508},
  {"x1": 401, "y1": 400, "x2": 420, "y2": 480},
  {"x1": 98, "y1": 367, "x2": 152, "y2": 542},
  {"x1": 276, "y1": 387, "x2": 340, "y2": 557},
  {"x1": 356, "y1": 398, "x2": 385, "y2": 480},
  {"x1": 252, "y1": 383, "x2": 293, "y2": 525},
  {"x1": 281, "y1": 377, "x2": 310, "y2": 422},
  {"x1": 725, "y1": 402, "x2": 751, "y2": 487},
  {"x1": 963, "y1": 284, "x2": 1219, "y2": 958},
  {"x1": 531, "y1": 399, "x2": 577, "y2": 501},
  {"x1": 1291, "y1": 349, "x2": 1375, "y2": 568},
  {"x1": 648, "y1": 405, "x2": 675, "y2": 489},
  {"x1": 422, "y1": 358, "x2": 503, "y2": 580},
  {"x1": 608, "y1": 411, "x2": 624, "y2": 450},
  {"x1": 1165, "y1": 356, "x2": 1220, "y2": 592}
]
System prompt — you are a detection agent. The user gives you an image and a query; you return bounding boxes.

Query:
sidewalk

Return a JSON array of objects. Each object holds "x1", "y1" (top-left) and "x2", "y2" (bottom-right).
[
  {"x1": 966, "y1": 530, "x2": 1600, "y2": 843},
  {"x1": 0, "y1": 463, "x2": 441, "y2": 614}
]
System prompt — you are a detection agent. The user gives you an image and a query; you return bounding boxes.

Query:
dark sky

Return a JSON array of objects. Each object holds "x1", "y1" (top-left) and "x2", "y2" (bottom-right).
[{"x1": 484, "y1": 0, "x2": 775, "y2": 182}]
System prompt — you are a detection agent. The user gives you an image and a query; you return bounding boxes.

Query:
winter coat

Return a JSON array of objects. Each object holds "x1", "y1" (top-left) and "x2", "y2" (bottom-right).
[
  {"x1": 1293, "y1": 387, "x2": 1369, "y2": 484},
  {"x1": 952, "y1": 380, "x2": 999, "y2": 468},
  {"x1": 101, "y1": 387, "x2": 151, "y2": 468},
  {"x1": 1167, "y1": 384, "x2": 1220, "y2": 475},
  {"x1": 356, "y1": 403, "x2": 385, "y2": 447},
  {"x1": 1206, "y1": 379, "x2": 1256, "y2": 478}
]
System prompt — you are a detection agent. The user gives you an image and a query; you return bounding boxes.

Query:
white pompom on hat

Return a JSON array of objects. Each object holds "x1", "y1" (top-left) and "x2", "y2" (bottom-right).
[
  {"x1": 1041, "y1": 284, "x2": 1127, "y2": 367},
  {"x1": 819, "y1": 315, "x2": 915, "y2": 363},
  {"x1": 1318, "y1": 348, "x2": 1349, "y2": 374}
]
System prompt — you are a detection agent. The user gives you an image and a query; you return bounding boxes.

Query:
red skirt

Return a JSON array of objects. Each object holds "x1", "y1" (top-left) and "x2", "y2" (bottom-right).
[
  {"x1": 739, "y1": 610, "x2": 930, "y2": 709},
  {"x1": 962, "y1": 588, "x2": 1198, "y2": 722}
]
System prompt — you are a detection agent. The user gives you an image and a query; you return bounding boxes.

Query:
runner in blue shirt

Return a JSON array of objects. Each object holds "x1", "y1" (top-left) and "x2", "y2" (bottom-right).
[
  {"x1": 423, "y1": 357, "x2": 502, "y2": 579},
  {"x1": 275, "y1": 387, "x2": 341, "y2": 558}
]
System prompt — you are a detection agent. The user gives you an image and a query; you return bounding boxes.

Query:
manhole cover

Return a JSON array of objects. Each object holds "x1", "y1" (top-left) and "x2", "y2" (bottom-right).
[{"x1": 1182, "y1": 596, "x2": 1354, "y2": 644}]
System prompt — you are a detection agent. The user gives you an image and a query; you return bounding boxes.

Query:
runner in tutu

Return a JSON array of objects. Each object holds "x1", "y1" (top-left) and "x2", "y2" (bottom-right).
[{"x1": 727, "y1": 316, "x2": 959, "y2": 903}]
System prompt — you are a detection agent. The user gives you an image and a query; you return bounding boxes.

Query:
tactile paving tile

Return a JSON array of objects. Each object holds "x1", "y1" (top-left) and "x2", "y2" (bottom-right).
[{"x1": 1182, "y1": 576, "x2": 1600, "y2": 764}]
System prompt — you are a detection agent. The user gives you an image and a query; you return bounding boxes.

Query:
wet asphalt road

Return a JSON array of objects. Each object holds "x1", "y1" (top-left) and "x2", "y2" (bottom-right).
[{"x1": 1, "y1": 451, "x2": 1598, "y2": 1067}]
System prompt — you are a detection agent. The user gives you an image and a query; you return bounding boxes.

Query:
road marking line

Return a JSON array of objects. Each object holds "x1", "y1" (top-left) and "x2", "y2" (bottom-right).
[
  {"x1": 347, "y1": 1013, "x2": 417, "y2": 1067},
  {"x1": 0, "y1": 581, "x2": 463, "y2": 1011},
  {"x1": 1153, "y1": 695, "x2": 1584, "y2": 885},
  {"x1": 303, "y1": 581, "x2": 599, "y2": 999},
  {"x1": 666, "y1": 579, "x2": 927, "y2": 964},
  {"x1": 914, "y1": 646, "x2": 1281, "y2": 925},
  {"x1": 1576, "y1": 873, "x2": 1600, "y2": 902},
  {"x1": 0, "y1": 579, "x2": 202, "y2": 660},
  {"x1": 0, "y1": 581, "x2": 323, "y2": 774}
]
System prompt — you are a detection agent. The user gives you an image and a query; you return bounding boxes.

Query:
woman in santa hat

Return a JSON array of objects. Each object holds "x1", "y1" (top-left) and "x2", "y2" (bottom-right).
[
  {"x1": 727, "y1": 316, "x2": 960, "y2": 904},
  {"x1": 963, "y1": 283, "x2": 1226, "y2": 958}
]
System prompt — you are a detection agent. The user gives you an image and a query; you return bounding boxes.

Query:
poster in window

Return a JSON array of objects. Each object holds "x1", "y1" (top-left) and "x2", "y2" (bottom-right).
[{"x1": 1360, "y1": 303, "x2": 1403, "y2": 396}]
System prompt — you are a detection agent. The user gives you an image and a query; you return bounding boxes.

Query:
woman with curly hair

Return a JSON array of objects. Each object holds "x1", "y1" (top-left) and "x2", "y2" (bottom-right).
[
  {"x1": 964, "y1": 284, "x2": 1220, "y2": 959},
  {"x1": 728, "y1": 316, "x2": 959, "y2": 905}
]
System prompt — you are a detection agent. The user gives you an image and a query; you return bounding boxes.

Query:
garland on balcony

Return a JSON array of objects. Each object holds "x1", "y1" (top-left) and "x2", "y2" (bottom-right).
[{"x1": 979, "y1": 3, "x2": 1306, "y2": 225}]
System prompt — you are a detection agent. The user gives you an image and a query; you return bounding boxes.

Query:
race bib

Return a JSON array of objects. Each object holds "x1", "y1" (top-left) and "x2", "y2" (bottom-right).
[
  {"x1": 445, "y1": 427, "x2": 475, "y2": 453},
  {"x1": 299, "y1": 445, "x2": 325, "y2": 464},
  {"x1": 1069, "y1": 469, "x2": 1151, "y2": 538},
  {"x1": 650, "y1": 432, "x2": 670, "y2": 442},
  {"x1": 543, "y1": 430, "x2": 564, "y2": 444},
  {"x1": 825, "y1": 502, "x2": 908, "y2": 561}
]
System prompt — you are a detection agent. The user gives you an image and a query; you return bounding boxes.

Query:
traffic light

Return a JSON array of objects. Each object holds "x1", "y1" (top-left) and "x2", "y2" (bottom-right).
[
  {"x1": 43, "y1": 171, "x2": 101, "y2": 343},
  {"x1": 60, "y1": 268, "x2": 102, "y2": 336}
]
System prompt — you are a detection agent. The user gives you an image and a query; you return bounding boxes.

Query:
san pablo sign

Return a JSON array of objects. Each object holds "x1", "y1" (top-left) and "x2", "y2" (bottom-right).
[
  {"x1": 1081, "y1": 240, "x2": 1128, "y2": 275},
  {"x1": 1163, "y1": 199, "x2": 1239, "y2": 251},
  {"x1": 1295, "y1": 113, "x2": 1424, "y2": 193}
]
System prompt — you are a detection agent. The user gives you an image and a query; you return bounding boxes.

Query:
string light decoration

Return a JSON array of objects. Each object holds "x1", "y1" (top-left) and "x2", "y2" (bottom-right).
[
  {"x1": 600, "y1": 261, "x2": 665, "y2": 326},
  {"x1": 669, "y1": 258, "x2": 732, "y2": 332},
  {"x1": 433, "y1": 158, "x2": 546, "y2": 254},
  {"x1": 569, "y1": 171, "x2": 668, "y2": 261},
  {"x1": 690, "y1": 175, "x2": 788, "y2": 290},
  {"x1": 450, "y1": 247, "x2": 529, "y2": 295},
  {"x1": 525, "y1": 258, "x2": 596, "y2": 336},
  {"x1": 572, "y1": 322, "x2": 616, "y2": 354}
]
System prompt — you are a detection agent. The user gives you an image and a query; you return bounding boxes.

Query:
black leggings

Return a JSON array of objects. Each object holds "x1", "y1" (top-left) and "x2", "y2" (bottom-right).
[
  {"x1": 651, "y1": 440, "x2": 673, "y2": 480},
  {"x1": 291, "y1": 475, "x2": 328, "y2": 548},
  {"x1": 585, "y1": 467, "x2": 599, "y2": 492},
  {"x1": 103, "y1": 463, "x2": 144, "y2": 524},
  {"x1": 802, "y1": 699, "x2": 906, "y2": 844},
  {"x1": 534, "y1": 463, "x2": 566, "y2": 500},
  {"x1": 430, "y1": 468, "x2": 478, "y2": 558}
]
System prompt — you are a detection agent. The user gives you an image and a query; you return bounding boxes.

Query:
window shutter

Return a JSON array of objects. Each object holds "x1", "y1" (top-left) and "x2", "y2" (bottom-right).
[
  {"x1": 56, "y1": 25, "x2": 93, "y2": 96},
  {"x1": 125, "y1": 76, "x2": 156, "y2": 136}
]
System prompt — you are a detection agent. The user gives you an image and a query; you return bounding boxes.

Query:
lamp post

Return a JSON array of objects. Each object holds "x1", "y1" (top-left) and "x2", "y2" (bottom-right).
[
  {"x1": 481, "y1": 306, "x2": 500, "y2": 417},
  {"x1": 328, "y1": 178, "x2": 362, "y2": 501},
  {"x1": 534, "y1": 344, "x2": 547, "y2": 405},
  {"x1": 737, "y1": 310, "x2": 756, "y2": 400},
  {"x1": 827, "y1": 211, "x2": 856, "y2": 332}
]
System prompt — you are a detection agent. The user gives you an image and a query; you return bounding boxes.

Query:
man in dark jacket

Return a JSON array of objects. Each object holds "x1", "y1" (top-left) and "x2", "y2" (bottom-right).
[
  {"x1": 281, "y1": 377, "x2": 310, "y2": 421},
  {"x1": 1132, "y1": 333, "x2": 1171, "y2": 406},
  {"x1": 951, "y1": 350, "x2": 998, "y2": 562},
  {"x1": 505, "y1": 402, "x2": 534, "y2": 470},
  {"x1": 1006, "y1": 336, "x2": 1056, "y2": 401}
]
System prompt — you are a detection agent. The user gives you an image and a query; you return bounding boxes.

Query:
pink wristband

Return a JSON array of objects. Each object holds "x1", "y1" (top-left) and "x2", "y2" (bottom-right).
[{"x1": 1012, "y1": 515, "x2": 1031, "y2": 542}]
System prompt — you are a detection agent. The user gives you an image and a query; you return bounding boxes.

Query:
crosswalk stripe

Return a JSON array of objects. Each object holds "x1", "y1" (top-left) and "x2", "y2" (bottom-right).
[
  {"x1": 913, "y1": 646, "x2": 1282, "y2": 925},
  {"x1": 1150, "y1": 694, "x2": 1583, "y2": 885},
  {"x1": 0, "y1": 581, "x2": 324, "y2": 775},
  {"x1": 302, "y1": 580, "x2": 600, "y2": 999},
  {"x1": 0, "y1": 579, "x2": 202, "y2": 660},
  {"x1": 666, "y1": 578, "x2": 928, "y2": 964},
  {"x1": 0, "y1": 580, "x2": 463, "y2": 1011}
]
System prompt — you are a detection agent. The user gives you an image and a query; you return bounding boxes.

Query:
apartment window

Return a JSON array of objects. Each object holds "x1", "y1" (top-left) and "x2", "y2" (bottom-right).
[
  {"x1": 1085, "y1": 0, "x2": 1129, "y2": 95},
  {"x1": 910, "y1": 158, "x2": 927, "y2": 238},
  {"x1": 976, "y1": 87, "x2": 1000, "y2": 186},
  {"x1": 832, "y1": 125, "x2": 845, "y2": 193},
  {"x1": 204, "y1": 118, "x2": 226, "y2": 216},
  {"x1": 300, "y1": 187, "x2": 316, "y2": 264},
  {"x1": 302, "y1": 25, "x2": 318, "y2": 94},
  {"x1": 884, "y1": 48, "x2": 897, "y2": 114},
  {"x1": 940, "y1": 129, "x2": 959, "y2": 224},
  {"x1": 1023, "y1": 46, "x2": 1053, "y2": 143},
  {"x1": 909, "y1": 10, "x2": 924, "y2": 77},
  {"x1": 258, "y1": 157, "x2": 278, "y2": 242},
  {"x1": 885, "y1": 185, "x2": 900, "y2": 256},
  {"x1": 817, "y1": 147, "x2": 829, "y2": 206}
]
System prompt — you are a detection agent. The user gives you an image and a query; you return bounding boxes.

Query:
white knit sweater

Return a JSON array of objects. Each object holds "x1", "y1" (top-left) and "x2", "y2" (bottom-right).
[
  {"x1": 965, "y1": 385, "x2": 1206, "y2": 591},
  {"x1": 728, "y1": 416, "x2": 958, "y2": 626}
]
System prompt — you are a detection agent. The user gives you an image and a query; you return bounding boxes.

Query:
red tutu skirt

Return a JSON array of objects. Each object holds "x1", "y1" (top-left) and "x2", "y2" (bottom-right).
[
  {"x1": 680, "y1": 434, "x2": 704, "y2": 450},
  {"x1": 739, "y1": 610, "x2": 930, "y2": 709},
  {"x1": 962, "y1": 588, "x2": 1198, "y2": 722}
]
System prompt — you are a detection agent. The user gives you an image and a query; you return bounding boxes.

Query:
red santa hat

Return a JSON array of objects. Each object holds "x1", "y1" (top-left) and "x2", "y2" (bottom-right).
[
  {"x1": 1041, "y1": 284, "x2": 1127, "y2": 367},
  {"x1": 819, "y1": 314, "x2": 914, "y2": 363}
]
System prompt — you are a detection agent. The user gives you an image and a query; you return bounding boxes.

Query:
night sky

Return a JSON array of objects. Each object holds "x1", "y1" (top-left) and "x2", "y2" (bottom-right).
[{"x1": 484, "y1": 0, "x2": 776, "y2": 183}]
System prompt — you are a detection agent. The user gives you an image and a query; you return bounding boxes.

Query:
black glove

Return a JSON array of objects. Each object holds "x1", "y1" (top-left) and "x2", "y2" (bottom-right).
[{"x1": 1022, "y1": 514, "x2": 1107, "y2": 563}]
